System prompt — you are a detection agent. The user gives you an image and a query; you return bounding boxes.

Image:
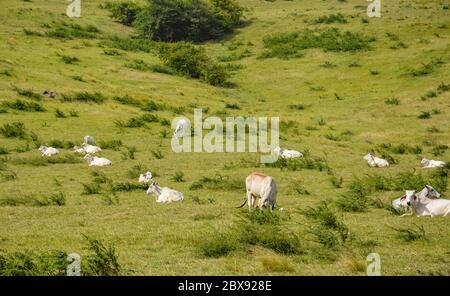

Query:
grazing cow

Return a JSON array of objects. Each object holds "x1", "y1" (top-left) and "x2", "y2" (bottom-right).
[
  {"x1": 173, "y1": 118, "x2": 190, "y2": 139},
  {"x1": 420, "y1": 158, "x2": 445, "y2": 168},
  {"x1": 363, "y1": 153, "x2": 389, "y2": 167},
  {"x1": 238, "y1": 172, "x2": 277, "y2": 210},
  {"x1": 273, "y1": 146, "x2": 303, "y2": 159},
  {"x1": 392, "y1": 185, "x2": 440, "y2": 210},
  {"x1": 146, "y1": 181, "x2": 184, "y2": 203},
  {"x1": 83, "y1": 154, "x2": 111, "y2": 167},
  {"x1": 81, "y1": 143, "x2": 102, "y2": 154},
  {"x1": 138, "y1": 171, "x2": 153, "y2": 183},
  {"x1": 38, "y1": 145, "x2": 59, "y2": 157},
  {"x1": 84, "y1": 135, "x2": 96, "y2": 146},
  {"x1": 402, "y1": 190, "x2": 450, "y2": 217}
]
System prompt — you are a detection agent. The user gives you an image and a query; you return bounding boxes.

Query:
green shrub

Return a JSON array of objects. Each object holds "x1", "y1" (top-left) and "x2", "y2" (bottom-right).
[
  {"x1": 82, "y1": 182, "x2": 102, "y2": 195},
  {"x1": 55, "y1": 109, "x2": 66, "y2": 118},
  {"x1": 411, "y1": 58, "x2": 444, "y2": 76},
  {"x1": 0, "y1": 122, "x2": 26, "y2": 138},
  {"x1": 157, "y1": 42, "x2": 229, "y2": 86},
  {"x1": 198, "y1": 230, "x2": 240, "y2": 257},
  {"x1": 264, "y1": 156, "x2": 330, "y2": 172},
  {"x1": 312, "y1": 13, "x2": 347, "y2": 24},
  {"x1": 82, "y1": 235, "x2": 122, "y2": 276},
  {"x1": 0, "y1": 147, "x2": 8, "y2": 155},
  {"x1": 301, "y1": 202, "x2": 349, "y2": 243},
  {"x1": 392, "y1": 224, "x2": 426, "y2": 242},
  {"x1": 260, "y1": 28, "x2": 374, "y2": 59},
  {"x1": 190, "y1": 174, "x2": 243, "y2": 190},
  {"x1": 114, "y1": 95, "x2": 142, "y2": 107},
  {"x1": 45, "y1": 22, "x2": 100, "y2": 39},
  {"x1": 418, "y1": 111, "x2": 431, "y2": 119},
  {"x1": 104, "y1": 1, "x2": 142, "y2": 26},
  {"x1": 99, "y1": 139, "x2": 123, "y2": 150},
  {"x1": 111, "y1": 182, "x2": 147, "y2": 192},
  {"x1": 135, "y1": 0, "x2": 243, "y2": 42},
  {"x1": 157, "y1": 42, "x2": 209, "y2": 78},
  {"x1": 60, "y1": 55, "x2": 79, "y2": 64},
  {"x1": 101, "y1": 36, "x2": 156, "y2": 53},
  {"x1": 11, "y1": 154, "x2": 82, "y2": 166},
  {"x1": 209, "y1": 0, "x2": 244, "y2": 29},
  {"x1": 2, "y1": 99, "x2": 45, "y2": 112},
  {"x1": 12, "y1": 85, "x2": 41, "y2": 100},
  {"x1": 47, "y1": 139, "x2": 76, "y2": 149},
  {"x1": 0, "y1": 250, "x2": 67, "y2": 276},
  {"x1": 61, "y1": 92, "x2": 106, "y2": 103},
  {"x1": 384, "y1": 98, "x2": 400, "y2": 105},
  {"x1": 172, "y1": 171, "x2": 185, "y2": 182},
  {"x1": 125, "y1": 59, "x2": 174, "y2": 75}
]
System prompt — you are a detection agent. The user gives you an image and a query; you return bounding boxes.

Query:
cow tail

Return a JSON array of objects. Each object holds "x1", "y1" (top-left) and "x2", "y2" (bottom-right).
[{"x1": 236, "y1": 199, "x2": 247, "y2": 208}]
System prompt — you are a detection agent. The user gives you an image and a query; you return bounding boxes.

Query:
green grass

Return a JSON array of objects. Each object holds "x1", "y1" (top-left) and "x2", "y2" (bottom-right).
[{"x1": 0, "y1": 0, "x2": 449, "y2": 276}]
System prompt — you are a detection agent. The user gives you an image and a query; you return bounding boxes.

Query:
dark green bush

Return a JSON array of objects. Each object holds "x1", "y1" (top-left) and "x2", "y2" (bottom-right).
[
  {"x1": 157, "y1": 42, "x2": 229, "y2": 86},
  {"x1": 104, "y1": 1, "x2": 142, "y2": 26},
  {"x1": 2, "y1": 99, "x2": 45, "y2": 112},
  {"x1": 135, "y1": 0, "x2": 243, "y2": 42},
  {"x1": 0, "y1": 122, "x2": 26, "y2": 139},
  {"x1": 61, "y1": 92, "x2": 106, "y2": 103},
  {"x1": 260, "y1": 28, "x2": 374, "y2": 59}
]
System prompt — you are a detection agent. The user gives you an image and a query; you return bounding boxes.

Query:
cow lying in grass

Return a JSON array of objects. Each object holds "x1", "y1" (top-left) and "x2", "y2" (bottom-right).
[
  {"x1": 38, "y1": 145, "x2": 59, "y2": 157},
  {"x1": 420, "y1": 158, "x2": 445, "y2": 168},
  {"x1": 273, "y1": 146, "x2": 303, "y2": 159},
  {"x1": 401, "y1": 190, "x2": 450, "y2": 217},
  {"x1": 146, "y1": 181, "x2": 184, "y2": 203},
  {"x1": 83, "y1": 154, "x2": 112, "y2": 167},
  {"x1": 392, "y1": 185, "x2": 440, "y2": 210},
  {"x1": 363, "y1": 153, "x2": 389, "y2": 167},
  {"x1": 238, "y1": 172, "x2": 277, "y2": 210},
  {"x1": 138, "y1": 171, "x2": 153, "y2": 183},
  {"x1": 74, "y1": 143, "x2": 102, "y2": 155}
]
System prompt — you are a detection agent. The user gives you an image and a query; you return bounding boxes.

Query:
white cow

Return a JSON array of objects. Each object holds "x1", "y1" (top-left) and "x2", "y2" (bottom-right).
[
  {"x1": 273, "y1": 146, "x2": 303, "y2": 159},
  {"x1": 173, "y1": 118, "x2": 190, "y2": 139},
  {"x1": 38, "y1": 145, "x2": 59, "y2": 157},
  {"x1": 83, "y1": 154, "x2": 112, "y2": 167},
  {"x1": 138, "y1": 171, "x2": 153, "y2": 183},
  {"x1": 402, "y1": 190, "x2": 450, "y2": 217},
  {"x1": 81, "y1": 143, "x2": 102, "y2": 154},
  {"x1": 363, "y1": 153, "x2": 389, "y2": 167},
  {"x1": 392, "y1": 185, "x2": 440, "y2": 210},
  {"x1": 84, "y1": 135, "x2": 96, "y2": 146},
  {"x1": 420, "y1": 158, "x2": 445, "y2": 168},
  {"x1": 73, "y1": 146, "x2": 86, "y2": 154},
  {"x1": 238, "y1": 172, "x2": 277, "y2": 210},
  {"x1": 146, "y1": 181, "x2": 184, "y2": 203}
]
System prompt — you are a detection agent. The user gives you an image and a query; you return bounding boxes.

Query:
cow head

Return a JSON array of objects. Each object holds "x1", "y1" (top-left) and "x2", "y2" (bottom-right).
[
  {"x1": 363, "y1": 153, "x2": 374, "y2": 161},
  {"x1": 420, "y1": 158, "x2": 429, "y2": 167},
  {"x1": 38, "y1": 145, "x2": 47, "y2": 152},
  {"x1": 83, "y1": 154, "x2": 94, "y2": 163},
  {"x1": 405, "y1": 190, "x2": 418, "y2": 207},
  {"x1": 424, "y1": 185, "x2": 440, "y2": 198}
]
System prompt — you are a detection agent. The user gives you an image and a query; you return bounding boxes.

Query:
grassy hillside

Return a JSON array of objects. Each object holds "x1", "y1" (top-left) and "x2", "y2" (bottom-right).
[{"x1": 0, "y1": 0, "x2": 449, "y2": 275}]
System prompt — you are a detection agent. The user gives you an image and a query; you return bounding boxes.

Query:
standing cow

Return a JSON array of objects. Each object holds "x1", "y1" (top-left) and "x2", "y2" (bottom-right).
[{"x1": 238, "y1": 172, "x2": 277, "y2": 210}]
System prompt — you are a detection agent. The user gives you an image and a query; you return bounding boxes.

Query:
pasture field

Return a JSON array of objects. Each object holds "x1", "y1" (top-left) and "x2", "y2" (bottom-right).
[{"x1": 0, "y1": 0, "x2": 449, "y2": 275}]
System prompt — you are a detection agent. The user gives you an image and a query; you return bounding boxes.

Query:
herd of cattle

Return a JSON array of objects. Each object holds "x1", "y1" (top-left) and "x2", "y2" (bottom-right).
[{"x1": 34, "y1": 127, "x2": 449, "y2": 217}]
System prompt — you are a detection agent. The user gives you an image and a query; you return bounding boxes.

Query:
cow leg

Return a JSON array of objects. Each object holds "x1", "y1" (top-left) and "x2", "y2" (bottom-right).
[{"x1": 247, "y1": 191, "x2": 253, "y2": 210}]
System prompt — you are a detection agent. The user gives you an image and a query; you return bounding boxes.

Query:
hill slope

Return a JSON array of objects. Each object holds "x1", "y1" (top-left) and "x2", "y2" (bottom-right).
[{"x1": 0, "y1": 0, "x2": 449, "y2": 275}]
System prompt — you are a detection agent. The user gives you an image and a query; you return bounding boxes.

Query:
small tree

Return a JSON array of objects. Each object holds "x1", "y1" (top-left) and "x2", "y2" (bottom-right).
[
  {"x1": 104, "y1": 1, "x2": 142, "y2": 26},
  {"x1": 135, "y1": 0, "x2": 243, "y2": 42}
]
